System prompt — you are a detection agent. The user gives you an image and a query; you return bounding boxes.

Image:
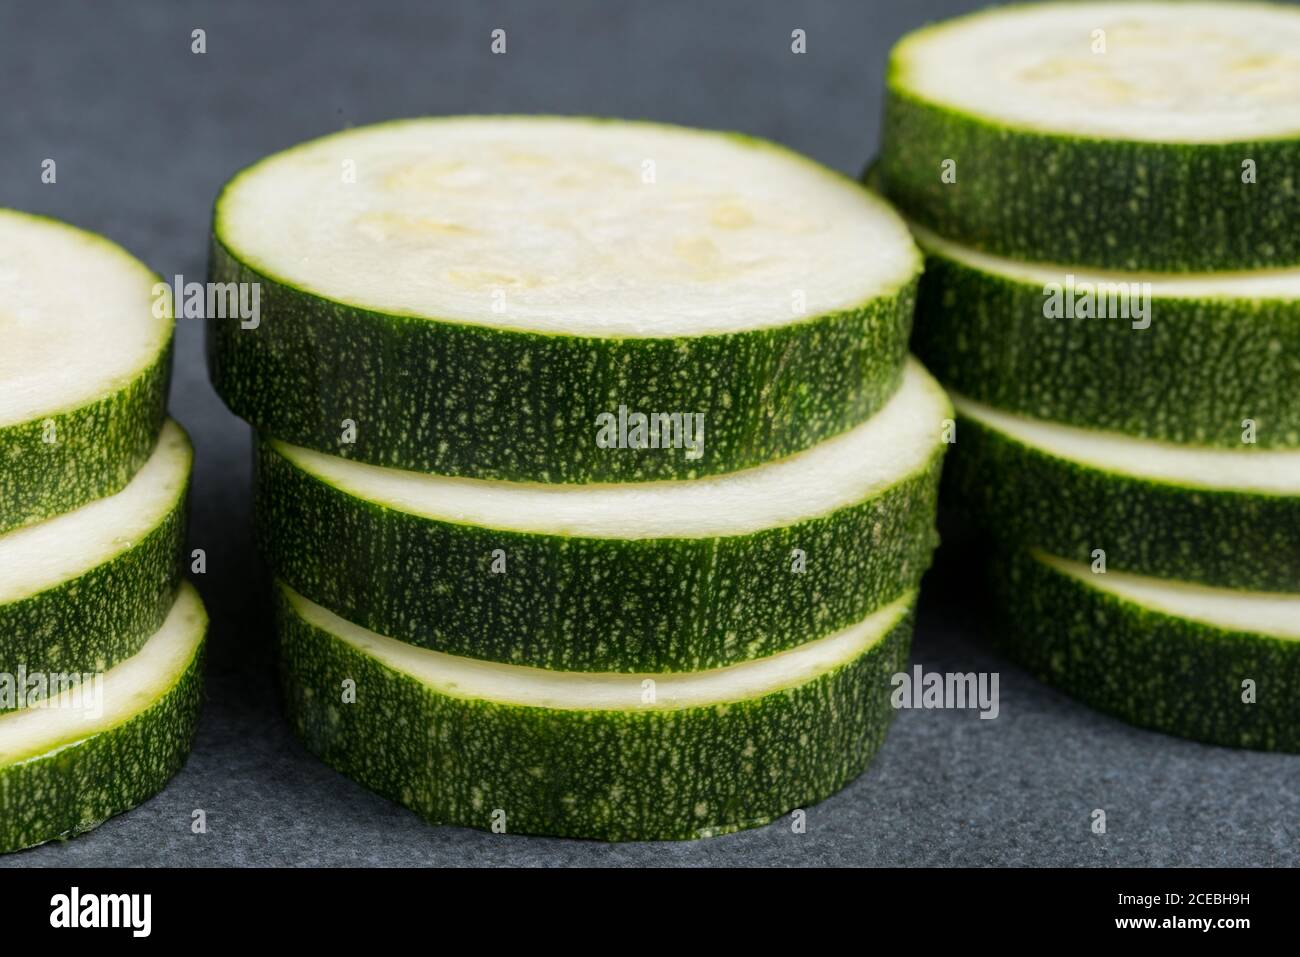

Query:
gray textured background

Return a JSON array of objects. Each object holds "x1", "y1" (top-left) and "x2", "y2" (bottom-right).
[{"x1": 2, "y1": 0, "x2": 1297, "y2": 867}]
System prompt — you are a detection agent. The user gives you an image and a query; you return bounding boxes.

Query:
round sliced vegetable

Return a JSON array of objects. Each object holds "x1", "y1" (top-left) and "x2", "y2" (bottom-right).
[
  {"x1": 912, "y1": 224, "x2": 1300, "y2": 447},
  {"x1": 277, "y1": 582, "x2": 915, "y2": 842},
  {"x1": 992, "y1": 548, "x2": 1300, "y2": 751},
  {"x1": 878, "y1": 2, "x2": 1300, "y2": 272},
  {"x1": 947, "y1": 393, "x2": 1300, "y2": 592},
  {"x1": 209, "y1": 115, "x2": 920, "y2": 482},
  {"x1": 0, "y1": 583, "x2": 206, "y2": 853},
  {"x1": 0, "y1": 210, "x2": 172, "y2": 534}
]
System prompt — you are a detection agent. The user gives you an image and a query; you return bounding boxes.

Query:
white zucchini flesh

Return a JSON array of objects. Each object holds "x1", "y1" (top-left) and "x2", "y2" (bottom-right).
[
  {"x1": 216, "y1": 116, "x2": 919, "y2": 337},
  {"x1": 0, "y1": 211, "x2": 169, "y2": 428},
  {"x1": 286, "y1": 585, "x2": 913, "y2": 711},
  {"x1": 1040, "y1": 551, "x2": 1300, "y2": 639},
  {"x1": 892, "y1": 2, "x2": 1300, "y2": 143},
  {"x1": 0, "y1": 420, "x2": 188, "y2": 604},
  {"x1": 912, "y1": 222, "x2": 1300, "y2": 300},
  {"x1": 953, "y1": 394, "x2": 1300, "y2": 494},
  {"x1": 272, "y1": 357, "x2": 950, "y2": 539},
  {"x1": 0, "y1": 583, "x2": 204, "y2": 766}
]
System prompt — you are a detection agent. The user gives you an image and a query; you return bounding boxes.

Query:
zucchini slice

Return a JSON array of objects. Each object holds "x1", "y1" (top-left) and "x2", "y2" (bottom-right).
[
  {"x1": 992, "y1": 549, "x2": 1300, "y2": 751},
  {"x1": 879, "y1": 2, "x2": 1300, "y2": 272},
  {"x1": 209, "y1": 116, "x2": 921, "y2": 482},
  {"x1": 256, "y1": 358, "x2": 950, "y2": 672},
  {"x1": 277, "y1": 582, "x2": 915, "y2": 841},
  {"x1": 947, "y1": 394, "x2": 1300, "y2": 592},
  {"x1": 0, "y1": 210, "x2": 172, "y2": 534},
  {"x1": 911, "y1": 224, "x2": 1300, "y2": 447},
  {"x1": 0, "y1": 582, "x2": 206, "y2": 853},
  {"x1": 0, "y1": 420, "x2": 190, "y2": 711}
]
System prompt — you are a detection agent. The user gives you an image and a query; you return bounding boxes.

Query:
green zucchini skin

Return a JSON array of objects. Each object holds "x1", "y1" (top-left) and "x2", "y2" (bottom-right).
[
  {"x1": 0, "y1": 596, "x2": 206, "y2": 853},
  {"x1": 913, "y1": 245, "x2": 1300, "y2": 448},
  {"x1": 276, "y1": 585, "x2": 913, "y2": 841},
  {"x1": 878, "y1": 85, "x2": 1300, "y2": 273},
  {"x1": 207, "y1": 236, "x2": 916, "y2": 483},
  {"x1": 945, "y1": 413, "x2": 1300, "y2": 593},
  {"x1": 0, "y1": 341, "x2": 171, "y2": 536},
  {"x1": 990, "y1": 549, "x2": 1300, "y2": 752},
  {"x1": 254, "y1": 439, "x2": 943, "y2": 673},
  {"x1": 0, "y1": 433, "x2": 191, "y2": 713}
]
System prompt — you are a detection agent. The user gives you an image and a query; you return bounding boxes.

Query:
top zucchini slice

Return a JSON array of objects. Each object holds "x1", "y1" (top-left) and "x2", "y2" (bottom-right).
[
  {"x1": 878, "y1": 2, "x2": 1300, "y2": 272},
  {"x1": 209, "y1": 116, "x2": 921, "y2": 482},
  {"x1": 0, "y1": 210, "x2": 173, "y2": 534}
]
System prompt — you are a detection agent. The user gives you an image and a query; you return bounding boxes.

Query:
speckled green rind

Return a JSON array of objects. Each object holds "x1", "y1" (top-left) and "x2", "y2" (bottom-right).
[
  {"x1": 276, "y1": 584, "x2": 913, "y2": 841},
  {"x1": 0, "y1": 592, "x2": 206, "y2": 853},
  {"x1": 913, "y1": 243, "x2": 1300, "y2": 447},
  {"x1": 207, "y1": 239, "x2": 917, "y2": 484},
  {"x1": 989, "y1": 549, "x2": 1300, "y2": 752},
  {"x1": 0, "y1": 342, "x2": 171, "y2": 536},
  {"x1": 945, "y1": 412, "x2": 1300, "y2": 592},
  {"x1": 0, "y1": 432, "x2": 191, "y2": 714},
  {"x1": 878, "y1": 84, "x2": 1300, "y2": 273},
  {"x1": 254, "y1": 438, "x2": 943, "y2": 672}
]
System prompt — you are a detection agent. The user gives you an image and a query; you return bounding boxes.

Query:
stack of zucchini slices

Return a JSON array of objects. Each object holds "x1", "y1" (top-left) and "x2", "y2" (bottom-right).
[
  {"x1": 208, "y1": 116, "x2": 949, "y2": 840},
  {"x1": 0, "y1": 211, "x2": 205, "y2": 852},
  {"x1": 876, "y1": 1, "x2": 1300, "y2": 750}
]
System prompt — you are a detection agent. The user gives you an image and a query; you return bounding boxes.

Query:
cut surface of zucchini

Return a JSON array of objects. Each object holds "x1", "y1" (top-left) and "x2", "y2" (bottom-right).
[{"x1": 893, "y1": 3, "x2": 1300, "y2": 143}]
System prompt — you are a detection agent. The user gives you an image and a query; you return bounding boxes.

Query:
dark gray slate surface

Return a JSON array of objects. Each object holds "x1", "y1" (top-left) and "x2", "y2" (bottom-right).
[{"x1": 2, "y1": 0, "x2": 1296, "y2": 867}]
